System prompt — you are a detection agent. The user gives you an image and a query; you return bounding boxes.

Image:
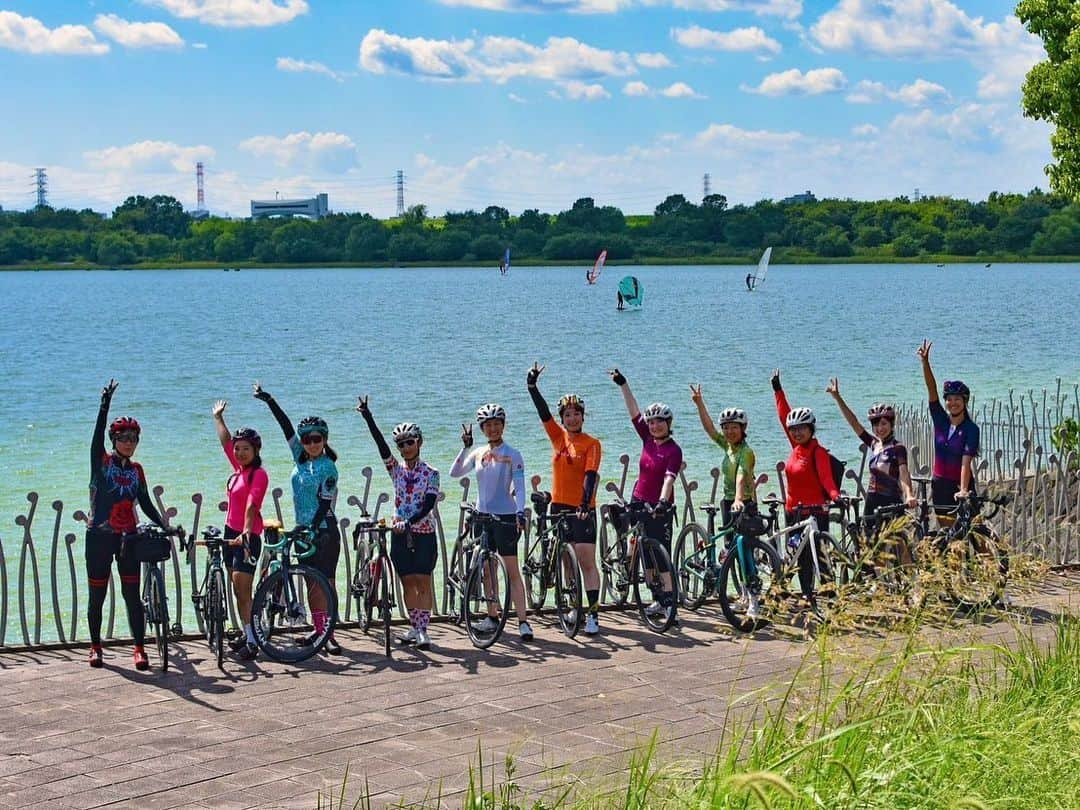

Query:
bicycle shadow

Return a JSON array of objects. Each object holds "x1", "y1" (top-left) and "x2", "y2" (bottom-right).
[{"x1": 102, "y1": 645, "x2": 238, "y2": 709}]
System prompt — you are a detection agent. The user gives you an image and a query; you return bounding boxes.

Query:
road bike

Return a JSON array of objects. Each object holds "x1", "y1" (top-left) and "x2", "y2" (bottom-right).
[
  {"x1": 187, "y1": 526, "x2": 243, "y2": 666},
  {"x1": 445, "y1": 504, "x2": 513, "y2": 649},
  {"x1": 250, "y1": 522, "x2": 337, "y2": 662},
  {"x1": 123, "y1": 524, "x2": 185, "y2": 672},
  {"x1": 351, "y1": 513, "x2": 397, "y2": 657},
  {"x1": 522, "y1": 489, "x2": 585, "y2": 638}
]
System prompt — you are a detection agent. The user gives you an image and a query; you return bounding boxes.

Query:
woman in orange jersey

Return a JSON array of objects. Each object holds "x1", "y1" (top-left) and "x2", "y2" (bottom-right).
[{"x1": 526, "y1": 362, "x2": 603, "y2": 635}]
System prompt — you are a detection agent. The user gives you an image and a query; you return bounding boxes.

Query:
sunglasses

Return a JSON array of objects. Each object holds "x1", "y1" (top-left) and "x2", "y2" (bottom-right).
[
  {"x1": 114, "y1": 432, "x2": 140, "y2": 443},
  {"x1": 300, "y1": 433, "x2": 326, "y2": 445},
  {"x1": 396, "y1": 439, "x2": 418, "y2": 449}
]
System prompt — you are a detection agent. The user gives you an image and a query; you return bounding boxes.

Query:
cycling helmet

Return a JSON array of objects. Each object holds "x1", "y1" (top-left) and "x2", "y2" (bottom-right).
[
  {"x1": 108, "y1": 416, "x2": 141, "y2": 438},
  {"x1": 475, "y1": 403, "x2": 506, "y2": 424},
  {"x1": 867, "y1": 403, "x2": 895, "y2": 422},
  {"x1": 717, "y1": 407, "x2": 748, "y2": 428},
  {"x1": 785, "y1": 407, "x2": 816, "y2": 429},
  {"x1": 557, "y1": 394, "x2": 585, "y2": 415},
  {"x1": 392, "y1": 422, "x2": 423, "y2": 442},
  {"x1": 943, "y1": 380, "x2": 970, "y2": 400},
  {"x1": 642, "y1": 402, "x2": 673, "y2": 421},
  {"x1": 231, "y1": 426, "x2": 262, "y2": 450},
  {"x1": 297, "y1": 416, "x2": 329, "y2": 437}
]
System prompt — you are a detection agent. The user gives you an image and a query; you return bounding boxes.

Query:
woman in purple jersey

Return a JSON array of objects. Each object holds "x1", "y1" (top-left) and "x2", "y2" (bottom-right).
[{"x1": 609, "y1": 367, "x2": 682, "y2": 617}]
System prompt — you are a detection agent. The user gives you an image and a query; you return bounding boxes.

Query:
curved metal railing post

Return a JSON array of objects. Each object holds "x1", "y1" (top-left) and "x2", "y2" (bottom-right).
[
  {"x1": 48, "y1": 499, "x2": 68, "y2": 644},
  {"x1": 15, "y1": 492, "x2": 42, "y2": 647},
  {"x1": 0, "y1": 527, "x2": 8, "y2": 647},
  {"x1": 151, "y1": 486, "x2": 183, "y2": 635}
]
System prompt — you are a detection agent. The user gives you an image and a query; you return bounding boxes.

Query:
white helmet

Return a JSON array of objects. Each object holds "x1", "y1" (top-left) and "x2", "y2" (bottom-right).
[
  {"x1": 785, "y1": 407, "x2": 816, "y2": 429},
  {"x1": 717, "y1": 407, "x2": 748, "y2": 428},
  {"x1": 392, "y1": 422, "x2": 422, "y2": 442},
  {"x1": 642, "y1": 402, "x2": 673, "y2": 421},
  {"x1": 476, "y1": 403, "x2": 506, "y2": 424}
]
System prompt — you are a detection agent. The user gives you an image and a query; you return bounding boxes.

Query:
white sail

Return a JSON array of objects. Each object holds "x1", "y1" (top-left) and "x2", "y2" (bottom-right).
[{"x1": 749, "y1": 246, "x2": 771, "y2": 290}]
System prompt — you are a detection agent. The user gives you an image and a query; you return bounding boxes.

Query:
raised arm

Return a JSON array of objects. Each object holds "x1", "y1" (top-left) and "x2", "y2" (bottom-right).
[
  {"x1": 449, "y1": 424, "x2": 476, "y2": 478},
  {"x1": 356, "y1": 395, "x2": 394, "y2": 463},
  {"x1": 526, "y1": 362, "x2": 553, "y2": 423},
  {"x1": 253, "y1": 384, "x2": 294, "y2": 441},
  {"x1": 772, "y1": 370, "x2": 795, "y2": 448},
  {"x1": 917, "y1": 340, "x2": 938, "y2": 403},
  {"x1": 212, "y1": 400, "x2": 232, "y2": 450},
  {"x1": 610, "y1": 368, "x2": 640, "y2": 421},
  {"x1": 92, "y1": 379, "x2": 117, "y2": 471},
  {"x1": 689, "y1": 384, "x2": 721, "y2": 442},
  {"x1": 826, "y1": 378, "x2": 864, "y2": 439}
]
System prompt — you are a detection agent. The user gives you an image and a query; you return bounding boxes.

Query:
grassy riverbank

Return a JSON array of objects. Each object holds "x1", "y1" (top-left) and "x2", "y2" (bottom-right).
[
  {"x1": 326, "y1": 617, "x2": 1079, "y2": 809},
  {"x1": 5, "y1": 253, "x2": 1080, "y2": 271}
]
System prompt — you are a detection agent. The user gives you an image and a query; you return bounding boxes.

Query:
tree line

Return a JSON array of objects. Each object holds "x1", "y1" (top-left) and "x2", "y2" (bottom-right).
[{"x1": 2, "y1": 189, "x2": 1080, "y2": 267}]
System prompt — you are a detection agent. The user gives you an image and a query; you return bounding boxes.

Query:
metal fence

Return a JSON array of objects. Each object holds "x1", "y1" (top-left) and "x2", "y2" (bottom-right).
[{"x1": 2, "y1": 382, "x2": 1077, "y2": 650}]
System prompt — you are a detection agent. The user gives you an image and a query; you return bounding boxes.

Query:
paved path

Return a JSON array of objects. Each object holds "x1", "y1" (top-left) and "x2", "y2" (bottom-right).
[{"x1": 2, "y1": 573, "x2": 1077, "y2": 809}]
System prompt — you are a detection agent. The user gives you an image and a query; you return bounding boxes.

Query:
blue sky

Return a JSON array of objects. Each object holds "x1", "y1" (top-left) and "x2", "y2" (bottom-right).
[{"x1": 0, "y1": 0, "x2": 1054, "y2": 217}]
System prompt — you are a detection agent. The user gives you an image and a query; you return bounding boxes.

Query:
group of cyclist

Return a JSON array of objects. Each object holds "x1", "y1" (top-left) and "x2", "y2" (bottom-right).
[{"x1": 85, "y1": 338, "x2": 979, "y2": 669}]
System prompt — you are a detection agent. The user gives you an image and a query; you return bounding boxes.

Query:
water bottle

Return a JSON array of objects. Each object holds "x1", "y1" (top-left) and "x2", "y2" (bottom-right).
[{"x1": 786, "y1": 533, "x2": 801, "y2": 556}]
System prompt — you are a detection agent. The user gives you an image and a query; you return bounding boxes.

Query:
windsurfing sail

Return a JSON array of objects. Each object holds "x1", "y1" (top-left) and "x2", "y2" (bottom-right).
[
  {"x1": 499, "y1": 247, "x2": 511, "y2": 275},
  {"x1": 587, "y1": 249, "x2": 607, "y2": 284},
  {"x1": 618, "y1": 275, "x2": 643, "y2": 309},
  {"x1": 747, "y1": 246, "x2": 771, "y2": 291}
]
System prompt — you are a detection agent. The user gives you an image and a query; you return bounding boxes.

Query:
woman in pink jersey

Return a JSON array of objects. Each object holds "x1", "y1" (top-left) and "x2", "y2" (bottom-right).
[{"x1": 212, "y1": 400, "x2": 269, "y2": 661}]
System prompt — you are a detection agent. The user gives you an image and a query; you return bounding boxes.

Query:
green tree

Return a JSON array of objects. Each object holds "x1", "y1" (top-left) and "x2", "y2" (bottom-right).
[
  {"x1": 387, "y1": 231, "x2": 429, "y2": 262},
  {"x1": 814, "y1": 227, "x2": 853, "y2": 257},
  {"x1": 112, "y1": 195, "x2": 191, "y2": 239},
  {"x1": 1017, "y1": 0, "x2": 1080, "y2": 199},
  {"x1": 891, "y1": 235, "x2": 920, "y2": 257},
  {"x1": 213, "y1": 232, "x2": 246, "y2": 262},
  {"x1": 470, "y1": 234, "x2": 504, "y2": 261},
  {"x1": 428, "y1": 229, "x2": 471, "y2": 261},
  {"x1": 96, "y1": 233, "x2": 136, "y2": 265}
]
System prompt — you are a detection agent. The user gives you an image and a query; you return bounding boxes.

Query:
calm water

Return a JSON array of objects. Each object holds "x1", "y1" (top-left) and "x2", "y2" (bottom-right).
[{"x1": 1, "y1": 263, "x2": 1078, "y2": 639}]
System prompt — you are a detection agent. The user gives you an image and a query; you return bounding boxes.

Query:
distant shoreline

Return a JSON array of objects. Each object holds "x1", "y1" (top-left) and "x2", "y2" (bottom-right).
[{"x1": 4, "y1": 254, "x2": 1080, "y2": 272}]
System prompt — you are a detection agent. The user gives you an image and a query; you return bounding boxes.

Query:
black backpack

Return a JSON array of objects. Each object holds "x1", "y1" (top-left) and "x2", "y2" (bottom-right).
[{"x1": 815, "y1": 445, "x2": 847, "y2": 495}]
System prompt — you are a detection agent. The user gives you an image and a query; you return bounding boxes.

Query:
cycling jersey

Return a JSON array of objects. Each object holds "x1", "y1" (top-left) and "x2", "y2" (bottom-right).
[
  {"x1": 450, "y1": 442, "x2": 526, "y2": 515},
  {"x1": 712, "y1": 435, "x2": 756, "y2": 502},
  {"x1": 543, "y1": 420, "x2": 602, "y2": 508},
  {"x1": 929, "y1": 400, "x2": 979, "y2": 484},
  {"x1": 858, "y1": 430, "x2": 908, "y2": 500},
  {"x1": 88, "y1": 406, "x2": 163, "y2": 532},
  {"x1": 775, "y1": 390, "x2": 839, "y2": 511},
  {"x1": 631, "y1": 413, "x2": 683, "y2": 503},
  {"x1": 223, "y1": 443, "x2": 269, "y2": 535},
  {"x1": 288, "y1": 435, "x2": 338, "y2": 529},
  {"x1": 386, "y1": 458, "x2": 441, "y2": 534}
]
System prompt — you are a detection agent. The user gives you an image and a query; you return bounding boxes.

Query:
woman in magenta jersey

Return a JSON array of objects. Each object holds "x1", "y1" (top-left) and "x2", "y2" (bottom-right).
[
  {"x1": 212, "y1": 400, "x2": 269, "y2": 661},
  {"x1": 609, "y1": 367, "x2": 682, "y2": 618}
]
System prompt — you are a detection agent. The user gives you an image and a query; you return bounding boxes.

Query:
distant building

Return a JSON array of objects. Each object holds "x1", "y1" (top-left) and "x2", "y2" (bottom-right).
[
  {"x1": 780, "y1": 190, "x2": 816, "y2": 205},
  {"x1": 250, "y1": 193, "x2": 329, "y2": 220},
  {"x1": 189, "y1": 209, "x2": 210, "y2": 221}
]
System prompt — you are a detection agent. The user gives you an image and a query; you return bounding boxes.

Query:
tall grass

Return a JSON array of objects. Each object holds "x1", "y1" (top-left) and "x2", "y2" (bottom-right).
[{"x1": 322, "y1": 617, "x2": 1079, "y2": 809}]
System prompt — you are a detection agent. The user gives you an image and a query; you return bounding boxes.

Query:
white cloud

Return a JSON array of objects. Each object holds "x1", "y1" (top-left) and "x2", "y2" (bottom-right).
[
  {"x1": 0, "y1": 11, "x2": 109, "y2": 55},
  {"x1": 238, "y1": 131, "x2": 360, "y2": 172},
  {"x1": 635, "y1": 52, "x2": 672, "y2": 68},
  {"x1": 660, "y1": 81, "x2": 704, "y2": 98},
  {"x1": 435, "y1": 0, "x2": 802, "y2": 17},
  {"x1": 84, "y1": 140, "x2": 215, "y2": 172},
  {"x1": 846, "y1": 77, "x2": 949, "y2": 106},
  {"x1": 743, "y1": 67, "x2": 846, "y2": 96},
  {"x1": 141, "y1": 0, "x2": 308, "y2": 28},
  {"x1": 192, "y1": 42, "x2": 208, "y2": 49},
  {"x1": 672, "y1": 24, "x2": 782, "y2": 55},
  {"x1": 888, "y1": 102, "x2": 997, "y2": 143},
  {"x1": 359, "y1": 29, "x2": 636, "y2": 86},
  {"x1": 561, "y1": 80, "x2": 611, "y2": 100},
  {"x1": 93, "y1": 14, "x2": 184, "y2": 49},
  {"x1": 276, "y1": 56, "x2": 343, "y2": 82},
  {"x1": 623, "y1": 80, "x2": 652, "y2": 96},
  {"x1": 508, "y1": 92, "x2": 527, "y2": 103},
  {"x1": 852, "y1": 123, "x2": 878, "y2": 136},
  {"x1": 810, "y1": 0, "x2": 1044, "y2": 100},
  {"x1": 695, "y1": 122, "x2": 803, "y2": 149}
]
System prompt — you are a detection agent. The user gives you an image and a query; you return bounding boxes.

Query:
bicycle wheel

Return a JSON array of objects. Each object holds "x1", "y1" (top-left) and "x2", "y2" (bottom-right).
[
  {"x1": 945, "y1": 525, "x2": 1006, "y2": 610},
  {"x1": 143, "y1": 566, "x2": 169, "y2": 672},
  {"x1": 252, "y1": 564, "x2": 336, "y2": 663},
  {"x1": 674, "y1": 522, "x2": 713, "y2": 611},
  {"x1": 352, "y1": 539, "x2": 373, "y2": 630},
  {"x1": 632, "y1": 538, "x2": 678, "y2": 634},
  {"x1": 209, "y1": 567, "x2": 226, "y2": 666},
  {"x1": 555, "y1": 543, "x2": 584, "y2": 638},
  {"x1": 379, "y1": 556, "x2": 394, "y2": 658},
  {"x1": 522, "y1": 539, "x2": 549, "y2": 614},
  {"x1": 464, "y1": 554, "x2": 510, "y2": 649},
  {"x1": 814, "y1": 532, "x2": 858, "y2": 598},
  {"x1": 360, "y1": 559, "x2": 378, "y2": 634},
  {"x1": 599, "y1": 518, "x2": 630, "y2": 606},
  {"x1": 445, "y1": 539, "x2": 466, "y2": 624},
  {"x1": 718, "y1": 538, "x2": 784, "y2": 632}
]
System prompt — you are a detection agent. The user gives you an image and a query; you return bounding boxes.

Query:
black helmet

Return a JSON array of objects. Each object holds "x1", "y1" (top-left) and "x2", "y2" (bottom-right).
[
  {"x1": 297, "y1": 416, "x2": 329, "y2": 438},
  {"x1": 231, "y1": 427, "x2": 262, "y2": 450}
]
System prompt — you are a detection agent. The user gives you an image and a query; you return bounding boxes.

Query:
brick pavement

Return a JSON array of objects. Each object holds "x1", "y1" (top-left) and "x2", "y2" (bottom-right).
[{"x1": 1, "y1": 572, "x2": 1077, "y2": 809}]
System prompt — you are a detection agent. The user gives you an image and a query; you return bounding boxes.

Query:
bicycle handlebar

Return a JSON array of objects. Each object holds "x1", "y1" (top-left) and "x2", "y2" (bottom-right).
[{"x1": 262, "y1": 525, "x2": 318, "y2": 560}]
